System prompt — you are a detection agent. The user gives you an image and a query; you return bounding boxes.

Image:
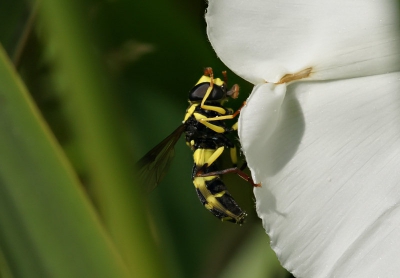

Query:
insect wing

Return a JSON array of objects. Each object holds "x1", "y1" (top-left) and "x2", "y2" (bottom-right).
[{"x1": 136, "y1": 124, "x2": 185, "y2": 193}]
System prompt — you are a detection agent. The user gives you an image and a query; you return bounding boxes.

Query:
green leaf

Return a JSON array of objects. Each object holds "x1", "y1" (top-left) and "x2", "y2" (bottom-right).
[
  {"x1": 37, "y1": 0, "x2": 164, "y2": 277},
  {"x1": 0, "y1": 45, "x2": 129, "y2": 277}
]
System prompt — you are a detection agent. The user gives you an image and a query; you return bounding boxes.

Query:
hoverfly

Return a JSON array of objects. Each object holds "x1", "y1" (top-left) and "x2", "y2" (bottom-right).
[{"x1": 137, "y1": 68, "x2": 260, "y2": 224}]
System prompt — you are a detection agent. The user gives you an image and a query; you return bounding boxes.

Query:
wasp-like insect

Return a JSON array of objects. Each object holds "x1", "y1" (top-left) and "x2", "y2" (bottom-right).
[{"x1": 137, "y1": 68, "x2": 260, "y2": 224}]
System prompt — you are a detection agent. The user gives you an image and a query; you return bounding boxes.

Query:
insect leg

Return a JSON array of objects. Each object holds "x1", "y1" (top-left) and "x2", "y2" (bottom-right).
[
  {"x1": 193, "y1": 112, "x2": 226, "y2": 133},
  {"x1": 199, "y1": 101, "x2": 246, "y2": 123},
  {"x1": 230, "y1": 146, "x2": 238, "y2": 166},
  {"x1": 196, "y1": 166, "x2": 261, "y2": 187},
  {"x1": 198, "y1": 68, "x2": 242, "y2": 121},
  {"x1": 205, "y1": 146, "x2": 224, "y2": 167},
  {"x1": 193, "y1": 146, "x2": 225, "y2": 169},
  {"x1": 200, "y1": 68, "x2": 230, "y2": 115}
]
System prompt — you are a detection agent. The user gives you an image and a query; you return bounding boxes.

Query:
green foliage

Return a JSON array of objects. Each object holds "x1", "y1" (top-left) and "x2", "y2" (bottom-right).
[{"x1": 0, "y1": 0, "x2": 291, "y2": 277}]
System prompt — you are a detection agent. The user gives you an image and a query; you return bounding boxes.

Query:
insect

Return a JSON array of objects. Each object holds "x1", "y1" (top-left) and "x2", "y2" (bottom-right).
[{"x1": 137, "y1": 67, "x2": 260, "y2": 224}]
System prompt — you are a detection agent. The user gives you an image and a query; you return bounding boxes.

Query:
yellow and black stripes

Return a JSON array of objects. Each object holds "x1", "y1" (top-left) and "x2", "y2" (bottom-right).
[
  {"x1": 137, "y1": 67, "x2": 256, "y2": 225},
  {"x1": 195, "y1": 178, "x2": 246, "y2": 224},
  {"x1": 181, "y1": 68, "x2": 253, "y2": 224},
  {"x1": 192, "y1": 147, "x2": 246, "y2": 224}
]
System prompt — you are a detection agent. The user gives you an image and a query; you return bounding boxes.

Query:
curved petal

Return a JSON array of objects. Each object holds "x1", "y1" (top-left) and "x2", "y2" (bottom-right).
[
  {"x1": 241, "y1": 72, "x2": 400, "y2": 277},
  {"x1": 206, "y1": 0, "x2": 400, "y2": 83},
  {"x1": 238, "y1": 83, "x2": 287, "y2": 183}
]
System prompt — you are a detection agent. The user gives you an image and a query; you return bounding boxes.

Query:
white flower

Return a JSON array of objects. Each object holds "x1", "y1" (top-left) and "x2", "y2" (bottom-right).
[{"x1": 206, "y1": 1, "x2": 400, "y2": 277}]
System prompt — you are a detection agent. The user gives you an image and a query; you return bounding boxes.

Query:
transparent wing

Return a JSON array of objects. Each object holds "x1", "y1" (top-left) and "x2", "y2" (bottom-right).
[{"x1": 136, "y1": 124, "x2": 186, "y2": 194}]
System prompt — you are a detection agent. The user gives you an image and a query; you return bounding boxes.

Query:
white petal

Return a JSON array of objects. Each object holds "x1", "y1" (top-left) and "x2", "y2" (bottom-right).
[
  {"x1": 240, "y1": 72, "x2": 400, "y2": 277},
  {"x1": 206, "y1": 0, "x2": 400, "y2": 83},
  {"x1": 238, "y1": 83, "x2": 287, "y2": 183}
]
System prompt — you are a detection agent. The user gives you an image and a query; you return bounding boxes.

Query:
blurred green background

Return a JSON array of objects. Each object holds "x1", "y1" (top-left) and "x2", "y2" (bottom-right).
[{"x1": 0, "y1": 0, "x2": 291, "y2": 277}]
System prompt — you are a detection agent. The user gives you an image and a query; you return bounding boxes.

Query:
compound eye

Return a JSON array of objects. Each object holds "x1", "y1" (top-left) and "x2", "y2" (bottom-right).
[
  {"x1": 188, "y1": 83, "x2": 226, "y2": 101},
  {"x1": 189, "y1": 83, "x2": 209, "y2": 101}
]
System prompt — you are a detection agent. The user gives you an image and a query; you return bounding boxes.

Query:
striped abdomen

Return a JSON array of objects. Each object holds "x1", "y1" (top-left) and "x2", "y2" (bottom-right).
[{"x1": 192, "y1": 148, "x2": 246, "y2": 224}]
